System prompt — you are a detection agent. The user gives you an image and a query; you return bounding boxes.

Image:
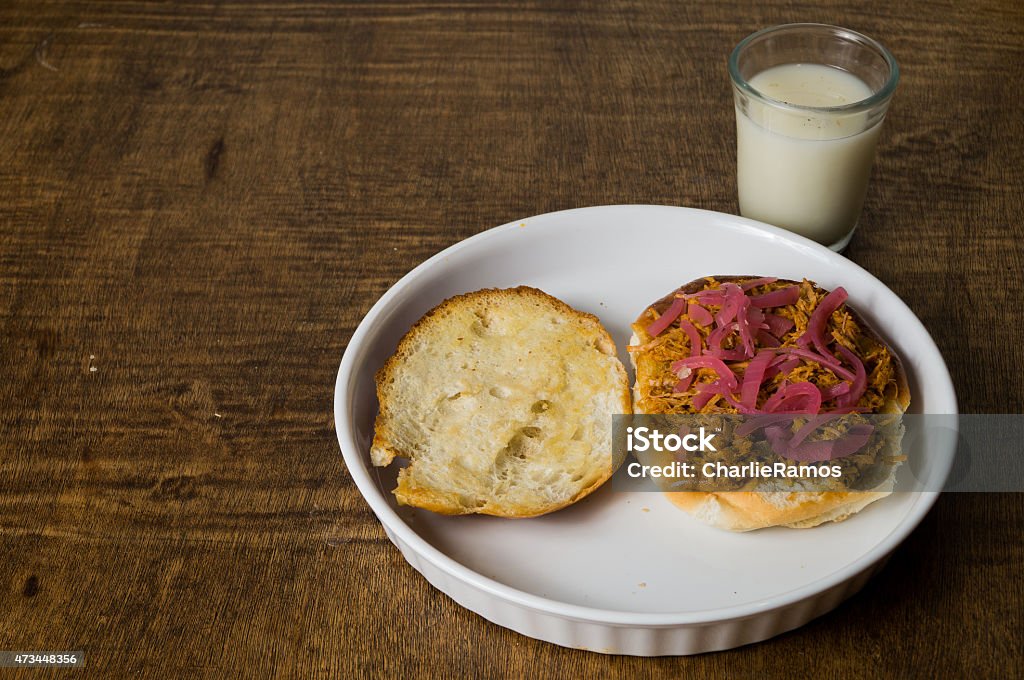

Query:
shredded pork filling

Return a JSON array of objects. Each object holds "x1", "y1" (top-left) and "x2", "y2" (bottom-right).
[{"x1": 630, "y1": 277, "x2": 903, "y2": 491}]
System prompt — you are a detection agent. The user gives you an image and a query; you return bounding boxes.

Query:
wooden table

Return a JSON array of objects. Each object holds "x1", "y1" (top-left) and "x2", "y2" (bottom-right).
[{"x1": 2, "y1": 1, "x2": 1021, "y2": 676}]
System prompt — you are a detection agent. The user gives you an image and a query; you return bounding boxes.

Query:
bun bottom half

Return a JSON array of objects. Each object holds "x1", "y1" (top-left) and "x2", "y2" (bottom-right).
[
  {"x1": 627, "y1": 273, "x2": 910, "y2": 532},
  {"x1": 664, "y1": 481, "x2": 895, "y2": 532}
]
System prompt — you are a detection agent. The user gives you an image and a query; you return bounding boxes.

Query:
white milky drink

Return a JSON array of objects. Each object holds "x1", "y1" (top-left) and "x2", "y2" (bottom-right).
[{"x1": 736, "y1": 63, "x2": 882, "y2": 248}]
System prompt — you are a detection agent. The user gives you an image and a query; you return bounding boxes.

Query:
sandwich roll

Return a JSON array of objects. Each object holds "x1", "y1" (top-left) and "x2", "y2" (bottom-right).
[
  {"x1": 628, "y1": 276, "x2": 910, "y2": 531},
  {"x1": 372, "y1": 286, "x2": 632, "y2": 518}
]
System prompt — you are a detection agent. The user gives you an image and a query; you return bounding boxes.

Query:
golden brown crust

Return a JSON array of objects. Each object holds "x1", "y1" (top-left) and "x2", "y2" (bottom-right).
[
  {"x1": 389, "y1": 456, "x2": 621, "y2": 518},
  {"x1": 665, "y1": 486, "x2": 893, "y2": 531},
  {"x1": 372, "y1": 286, "x2": 632, "y2": 518},
  {"x1": 631, "y1": 276, "x2": 911, "y2": 531}
]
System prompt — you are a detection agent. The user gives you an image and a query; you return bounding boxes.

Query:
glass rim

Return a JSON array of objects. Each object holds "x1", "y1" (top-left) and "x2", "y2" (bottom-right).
[{"x1": 729, "y1": 23, "x2": 900, "y2": 115}]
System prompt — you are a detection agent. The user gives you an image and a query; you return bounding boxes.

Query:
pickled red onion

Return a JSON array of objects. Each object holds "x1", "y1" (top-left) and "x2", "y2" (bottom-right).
[
  {"x1": 835, "y1": 344, "x2": 867, "y2": 407},
  {"x1": 750, "y1": 286, "x2": 800, "y2": 308},
  {"x1": 764, "y1": 357, "x2": 801, "y2": 381},
  {"x1": 734, "y1": 414, "x2": 794, "y2": 437},
  {"x1": 691, "y1": 384, "x2": 719, "y2": 410},
  {"x1": 707, "y1": 322, "x2": 737, "y2": 348},
  {"x1": 819, "y1": 382, "x2": 852, "y2": 401},
  {"x1": 786, "y1": 424, "x2": 874, "y2": 462},
  {"x1": 762, "y1": 382, "x2": 822, "y2": 414},
  {"x1": 645, "y1": 297, "x2": 686, "y2": 337},
  {"x1": 740, "y1": 277, "x2": 778, "y2": 290},
  {"x1": 678, "y1": 319, "x2": 702, "y2": 358},
  {"x1": 764, "y1": 313, "x2": 795, "y2": 337},
  {"x1": 687, "y1": 303, "x2": 714, "y2": 327},
  {"x1": 671, "y1": 356, "x2": 739, "y2": 390},
  {"x1": 706, "y1": 346, "x2": 748, "y2": 361},
  {"x1": 705, "y1": 323, "x2": 746, "y2": 361},
  {"x1": 780, "y1": 347, "x2": 856, "y2": 381},
  {"x1": 740, "y1": 350, "x2": 776, "y2": 409},
  {"x1": 735, "y1": 295, "x2": 756, "y2": 357},
  {"x1": 714, "y1": 284, "x2": 746, "y2": 327},
  {"x1": 687, "y1": 289, "x2": 726, "y2": 305},
  {"x1": 798, "y1": 287, "x2": 848, "y2": 354},
  {"x1": 789, "y1": 413, "x2": 843, "y2": 448},
  {"x1": 748, "y1": 306, "x2": 766, "y2": 328},
  {"x1": 694, "y1": 381, "x2": 757, "y2": 413}
]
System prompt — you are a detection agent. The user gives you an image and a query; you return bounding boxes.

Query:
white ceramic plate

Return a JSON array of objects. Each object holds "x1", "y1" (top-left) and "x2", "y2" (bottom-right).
[{"x1": 334, "y1": 205, "x2": 956, "y2": 655}]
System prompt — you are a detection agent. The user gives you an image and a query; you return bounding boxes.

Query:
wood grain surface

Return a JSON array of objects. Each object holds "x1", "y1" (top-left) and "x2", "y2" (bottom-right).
[{"x1": 1, "y1": 0, "x2": 1022, "y2": 676}]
